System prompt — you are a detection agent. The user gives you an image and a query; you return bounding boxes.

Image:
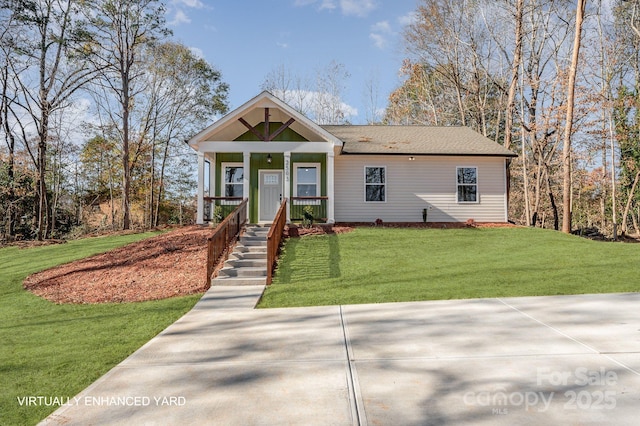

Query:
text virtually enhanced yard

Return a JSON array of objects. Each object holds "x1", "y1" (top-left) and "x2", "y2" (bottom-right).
[{"x1": 258, "y1": 227, "x2": 640, "y2": 308}]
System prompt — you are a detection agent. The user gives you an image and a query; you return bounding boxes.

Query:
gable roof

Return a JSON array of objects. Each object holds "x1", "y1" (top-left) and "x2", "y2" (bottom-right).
[
  {"x1": 188, "y1": 91, "x2": 342, "y2": 150},
  {"x1": 322, "y1": 125, "x2": 517, "y2": 157}
]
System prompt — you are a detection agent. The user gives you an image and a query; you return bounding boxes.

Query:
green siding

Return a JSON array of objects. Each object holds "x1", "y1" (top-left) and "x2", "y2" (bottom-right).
[
  {"x1": 250, "y1": 153, "x2": 284, "y2": 223},
  {"x1": 234, "y1": 122, "x2": 308, "y2": 142},
  {"x1": 213, "y1": 152, "x2": 328, "y2": 223}
]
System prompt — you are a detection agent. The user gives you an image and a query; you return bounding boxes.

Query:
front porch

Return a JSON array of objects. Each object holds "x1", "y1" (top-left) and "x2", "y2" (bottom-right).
[
  {"x1": 196, "y1": 151, "x2": 335, "y2": 225},
  {"x1": 190, "y1": 92, "x2": 340, "y2": 226}
]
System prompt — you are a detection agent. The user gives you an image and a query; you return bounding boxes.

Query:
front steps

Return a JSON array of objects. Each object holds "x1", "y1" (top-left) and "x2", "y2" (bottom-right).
[{"x1": 211, "y1": 226, "x2": 269, "y2": 286}]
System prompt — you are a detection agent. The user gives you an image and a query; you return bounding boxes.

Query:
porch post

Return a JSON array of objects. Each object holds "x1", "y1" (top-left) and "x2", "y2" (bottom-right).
[
  {"x1": 284, "y1": 151, "x2": 291, "y2": 223},
  {"x1": 209, "y1": 153, "x2": 216, "y2": 197},
  {"x1": 327, "y1": 149, "x2": 335, "y2": 223},
  {"x1": 196, "y1": 151, "x2": 205, "y2": 224},
  {"x1": 243, "y1": 151, "x2": 250, "y2": 222}
]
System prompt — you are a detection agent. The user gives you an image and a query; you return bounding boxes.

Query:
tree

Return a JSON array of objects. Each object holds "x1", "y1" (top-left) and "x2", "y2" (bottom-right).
[
  {"x1": 3, "y1": 0, "x2": 98, "y2": 239},
  {"x1": 561, "y1": 0, "x2": 587, "y2": 234},
  {"x1": 143, "y1": 41, "x2": 228, "y2": 226},
  {"x1": 261, "y1": 61, "x2": 352, "y2": 124},
  {"x1": 85, "y1": 0, "x2": 169, "y2": 230}
]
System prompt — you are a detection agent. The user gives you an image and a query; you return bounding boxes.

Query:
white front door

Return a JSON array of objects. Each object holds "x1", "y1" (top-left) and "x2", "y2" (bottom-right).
[{"x1": 259, "y1": 170, "x2": 283, "y2": 222}]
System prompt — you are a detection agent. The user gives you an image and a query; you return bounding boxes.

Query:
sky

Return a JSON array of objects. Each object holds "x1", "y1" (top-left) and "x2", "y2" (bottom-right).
[{"x1": 166, "y1": 0, "x2": 420, "y2": 124}]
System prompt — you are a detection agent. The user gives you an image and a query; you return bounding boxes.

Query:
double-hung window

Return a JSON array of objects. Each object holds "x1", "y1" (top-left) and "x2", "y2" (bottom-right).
[
  {"x1": 365, "y1": 166, "x2": 386, "y2": 202},
  {"x1": 457, "y1": 167, "x2": 478, "y2": 202},
  {"x1": 222, "y1": 163, "x2": 243, "y2": 203},
  {"x1": 294, "y1": 164, "x2": 320, "y2": 204}
]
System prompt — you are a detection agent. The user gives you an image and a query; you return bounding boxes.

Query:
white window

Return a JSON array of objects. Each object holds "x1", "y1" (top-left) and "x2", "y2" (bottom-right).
[
  {"x1": 365, "y1": 166, "x2": 386, "y2": 202},
  {"x1": 457, "y1": 167, "x2": 478, "y2": 202},
  {"x1": 293, "y1": 163, "x2": 320, "y2": 204},
  {"x1": 222, "y1": 163, "x2": 243, "y2": 202}
]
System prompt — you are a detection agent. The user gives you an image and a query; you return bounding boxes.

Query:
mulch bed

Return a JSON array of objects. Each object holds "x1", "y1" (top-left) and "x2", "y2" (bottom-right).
[{"x1": 23, "y1": 226, "x2": 212, "y2": 304}]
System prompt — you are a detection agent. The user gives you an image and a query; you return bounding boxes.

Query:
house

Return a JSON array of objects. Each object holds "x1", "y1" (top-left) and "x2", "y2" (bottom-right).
[{"x1": 188, "y1": 91, "x2": 517, "y2": 225}]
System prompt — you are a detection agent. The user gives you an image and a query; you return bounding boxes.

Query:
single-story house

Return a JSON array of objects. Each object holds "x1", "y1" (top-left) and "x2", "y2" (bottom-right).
[{"x1": 188, "y1": 91, "x2": 517, "y2": 225}]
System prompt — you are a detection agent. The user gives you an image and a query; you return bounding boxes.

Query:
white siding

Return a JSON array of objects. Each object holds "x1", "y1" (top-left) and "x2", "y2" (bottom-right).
[{"x1": 334, "y1": 155, "x2": 508, "y2": 222}]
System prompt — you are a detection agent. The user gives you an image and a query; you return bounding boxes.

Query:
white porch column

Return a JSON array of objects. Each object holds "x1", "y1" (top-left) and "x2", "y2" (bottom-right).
[
  {"x1": 196, "y1": 152, "x2": 205, "y2": 224},
  {"x1": 327, "y1": 150, "x2": 335, "y2": 223},
  {"x1": 284, "y1": 151, "x2": 291, "y2": 223},
  {"x1": 243, "y1": 151, "x2": 250, "y2": 222},
  {"x1": 208, "y1": 153, "x2": 216, "y2": 197}
]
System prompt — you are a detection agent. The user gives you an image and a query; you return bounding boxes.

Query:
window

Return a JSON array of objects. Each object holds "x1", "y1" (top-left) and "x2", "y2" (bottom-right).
[
  {"x1": 223, "y1": 163, "x2": 243, "y2": 200},
  {"x1": 294, "y1": 163, "x2": 320, "y2": 204},
  {"x1": 365, "y1": 166, "x2": 386, "y2": 202},
  {"x1": 457, "y1": 167, "x2": 478, "y2": 202}
]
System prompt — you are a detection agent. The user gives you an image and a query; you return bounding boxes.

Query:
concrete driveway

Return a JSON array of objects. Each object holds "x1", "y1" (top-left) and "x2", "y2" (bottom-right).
[{"x1": 41, "y1": 289, "x2": 640, "y2": 425}]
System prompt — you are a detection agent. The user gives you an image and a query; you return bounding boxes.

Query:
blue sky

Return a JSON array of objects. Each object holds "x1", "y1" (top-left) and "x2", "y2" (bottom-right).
[{"x1": 167, "y1": 0, "x2": 419, "y2": 124}]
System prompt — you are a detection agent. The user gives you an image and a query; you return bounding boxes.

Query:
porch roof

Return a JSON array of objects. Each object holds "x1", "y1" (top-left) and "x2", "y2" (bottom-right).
[{"x1": 322, "y1": 125, "x2": 517, "y2": 157}]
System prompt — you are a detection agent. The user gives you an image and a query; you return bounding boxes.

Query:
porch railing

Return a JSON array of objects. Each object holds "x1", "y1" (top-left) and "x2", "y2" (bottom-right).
[
  {"x1": 290, "y1": 196, "x2": 328, "y2": 223},
  {"x1": 206, "y1": 198, "x2": 248, "y2": 287},
  {"x1": 204, "y1": 196, "x2": 243, "y2": 223},
  {"x1": 266, "y1": 199, "x2": 287, "y2": 285}
]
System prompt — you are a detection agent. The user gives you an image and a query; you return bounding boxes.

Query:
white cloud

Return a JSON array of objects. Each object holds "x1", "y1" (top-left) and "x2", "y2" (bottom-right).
[
  {"x1": 398, "y1": 11, "x2": 418, "y2": 27},
  {"x1": 340, "y1": 0, "x2": 377, "y2": 17},
  {"x1": 369, "y1": 21, "x2": 392, "y2": 50},
  {"x1": 170, "y1": 9, "x2": 191, "y2": 25},
  {"x1": 294, "y1": 0, "x2": 377, "y2": 17},
  {"x1": 369, "y1": 33, "x2": 386, "y2": 49},
  {"x1": 371, "y1": 20, "x2": 391, "y2": 34},
  {"x1": 176, "y1": 0, "x2": 204, "y2": 8},
  {"x1": 320, "y1": 0, "x2": 337, "y2": 11},
  {"x1": 189, "y1": 47, "x2": 204, "y2": 59},
  {"x1": 277, "y1": 42, "x2": 289, "y2": 49}
]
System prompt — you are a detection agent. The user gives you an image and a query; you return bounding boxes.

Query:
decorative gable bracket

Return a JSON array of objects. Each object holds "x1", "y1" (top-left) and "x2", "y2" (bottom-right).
[{"x1": 238, "y1": 108, "x2": 296, "y2": 142}]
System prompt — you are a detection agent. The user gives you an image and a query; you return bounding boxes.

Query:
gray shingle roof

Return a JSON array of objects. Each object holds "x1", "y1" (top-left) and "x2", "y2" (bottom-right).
[{"x1": 321, "y1": 125, "x2": 517, "y2": 157}]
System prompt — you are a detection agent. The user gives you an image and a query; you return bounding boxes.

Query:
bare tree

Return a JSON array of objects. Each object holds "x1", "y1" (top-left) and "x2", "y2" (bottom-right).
[
  {"x1": 4, "y1": 0, "x2": 98, "y2": 239},
  {"x1": 561, "y1": 0, "x2": 587, "y2": 234},
  {"x1": 85, "y1": 0, "x2": 169, "y2": 230}
]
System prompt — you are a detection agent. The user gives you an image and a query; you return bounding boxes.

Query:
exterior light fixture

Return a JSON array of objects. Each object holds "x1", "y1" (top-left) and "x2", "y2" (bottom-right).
[
  {"x1": 409, "y1": 156, "x2": 415, "y2": 161},
  {"x1": 267, "y1": 154, "x2": 272, "y2": 164}
]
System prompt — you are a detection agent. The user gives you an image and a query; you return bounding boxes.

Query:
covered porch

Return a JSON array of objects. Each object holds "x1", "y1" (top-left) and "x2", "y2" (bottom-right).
[{"x1": 190, "y1": 91, "x2": 341, "y2": 225}]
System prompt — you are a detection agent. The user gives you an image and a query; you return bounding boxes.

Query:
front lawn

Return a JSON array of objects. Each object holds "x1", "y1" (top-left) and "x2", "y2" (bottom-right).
[
  {"x1": 0, "y1": 233, "x2": 201, "y2": 426},
  {"x1": 258, "y1": 227, "x2": 640, "y2": 308}
]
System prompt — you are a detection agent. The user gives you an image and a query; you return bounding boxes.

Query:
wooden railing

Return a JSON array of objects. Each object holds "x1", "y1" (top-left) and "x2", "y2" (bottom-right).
[
  {"x1": 206, "y1": 198, "x2": 248, "y2": 287},
  {"x1": 266, "y1": 199, "x2": 288, "y2": 285},
  {"x1": 203, "y1": 196, "x2": 243, "y2": 222},
  {"x1": 290, "y1": 196, "x2": 328, "y2": 223}
]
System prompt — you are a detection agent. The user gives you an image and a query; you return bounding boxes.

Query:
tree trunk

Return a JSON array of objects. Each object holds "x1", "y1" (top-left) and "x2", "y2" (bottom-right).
[
  {"x1": 621, "y1": 170, "x2": 640, "y2": 235},
  {"x1": 503, "y1": 0, "x2": 524, "y2": 211},
  {"x1": 561, "y1": 0, "x2": 586, "y2": 234},
  {"x1": 121, "y1": 81, "x2": 131, "y2": 230}
]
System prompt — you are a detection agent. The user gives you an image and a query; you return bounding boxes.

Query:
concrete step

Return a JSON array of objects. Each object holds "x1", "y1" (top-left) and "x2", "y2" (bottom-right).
[
  {"x1": 218, "y1": 266, "x2": 267, "y2": 278},
  {"x1": 235, "y1": 244, "x2": 267, "y2": 253},
  {"x1": 229, "y1": 252, "x2": 267, "y2": 260},
  {"x1": 224, "y1": 258, "x2": 267, "y2": 268},
  {"x1": 211, "y1": 276, "x2": 267, "y2": 286},
  {"x1": 244, "y1": 230, "x2": 269, "y2": 238},
  {"x1": 239, "y1": 238, "x2": 267, "y2": 247}
]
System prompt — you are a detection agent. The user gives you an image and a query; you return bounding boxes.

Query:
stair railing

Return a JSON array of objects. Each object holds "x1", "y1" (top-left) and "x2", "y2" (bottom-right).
[
  {"x1": 206, "y1": 198, "x2": 248, "y2": 287},
  {"x1": 266, "y1": 199, "x2": 288, "y2": 285}
]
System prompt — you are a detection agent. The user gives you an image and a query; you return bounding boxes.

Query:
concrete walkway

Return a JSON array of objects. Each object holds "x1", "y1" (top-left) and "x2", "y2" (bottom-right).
[{"x1": 41, "y1": 291, "x2": 640, "y2": 425}]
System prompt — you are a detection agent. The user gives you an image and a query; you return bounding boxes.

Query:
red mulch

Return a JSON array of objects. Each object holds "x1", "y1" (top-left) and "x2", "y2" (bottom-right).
[{"x1": 23, "y1": 226, "x2": 212, "y2": 304}]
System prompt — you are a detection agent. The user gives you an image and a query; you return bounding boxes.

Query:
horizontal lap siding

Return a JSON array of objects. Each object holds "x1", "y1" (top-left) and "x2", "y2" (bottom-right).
[{"x1": 334, "y1": 155, "x2": 507, "y2": 223}]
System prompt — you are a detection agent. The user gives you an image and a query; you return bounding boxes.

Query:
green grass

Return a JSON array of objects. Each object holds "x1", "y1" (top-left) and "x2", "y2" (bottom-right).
[
  {"x1": 0, "y1": 233, "x2": 202, "y2": 426},
  {"x1": 259, "y1": 227, "x2": 640, "y2": 308}
]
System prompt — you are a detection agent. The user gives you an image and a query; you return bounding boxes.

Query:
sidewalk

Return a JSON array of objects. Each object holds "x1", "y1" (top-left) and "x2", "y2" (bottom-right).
[{"x1": 41, "y1": 291, "x2": 640, "y2": 425}]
